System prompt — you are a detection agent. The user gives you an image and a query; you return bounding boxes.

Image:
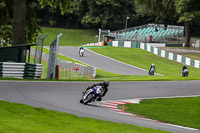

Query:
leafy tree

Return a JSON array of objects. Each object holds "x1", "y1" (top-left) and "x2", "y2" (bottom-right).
[
  {"x1": 135, "y1": 0, "x2": 200, "y2": 47},
  {"x1": 0, "y1": 0, "x2": 72, "y2": 46},
  {"x1": 0, "y1": 0, "x2": 13, "y2": 46},
  {"x1": 175, "y1": 0, "x2": 200, "y2": 46},
  {"x1": 74, "y1": 0, "x2": 135, "y2": 29}
]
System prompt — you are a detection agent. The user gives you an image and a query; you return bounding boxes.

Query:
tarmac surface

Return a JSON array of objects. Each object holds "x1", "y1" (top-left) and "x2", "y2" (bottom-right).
[
  {"x1": 0, "y1": 81, "x2": 200, "y2": 133},
  {"x1": 57, "y1": 46, "x2": 156, "y2": 75}
]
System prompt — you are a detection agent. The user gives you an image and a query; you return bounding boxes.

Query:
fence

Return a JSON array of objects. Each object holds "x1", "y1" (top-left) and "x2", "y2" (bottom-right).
[{"x1": 30, "y1": 48, "x2": 96, "y2": 79}]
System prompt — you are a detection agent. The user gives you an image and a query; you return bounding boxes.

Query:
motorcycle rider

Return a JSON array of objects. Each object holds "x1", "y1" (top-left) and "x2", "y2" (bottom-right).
[
  {"x1": 182, "y1": 64, "x2": 189, "y2": 77},
  {"x1": 83, "y1": 81, "x2": 109, "y2": 101},
  {"x1": 182, "y1": 64, "x2": 188, "y2": 71},
  {"x1": 79, "y1": 47, "x2": 84, "y2": 56},
  {"x1": 149, "y1": 63, "x2": 156, "y2": 75}
]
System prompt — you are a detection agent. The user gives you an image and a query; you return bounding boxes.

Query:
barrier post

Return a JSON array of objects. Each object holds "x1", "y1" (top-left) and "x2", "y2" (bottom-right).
[{"x1": 56, "y1": 65, "x2": 60, "y2": 80}]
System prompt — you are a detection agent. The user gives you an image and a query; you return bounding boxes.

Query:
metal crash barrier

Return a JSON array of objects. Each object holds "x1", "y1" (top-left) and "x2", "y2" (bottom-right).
[{"x1": 0, "y1": 62, "x2": 43, "y2": 79}]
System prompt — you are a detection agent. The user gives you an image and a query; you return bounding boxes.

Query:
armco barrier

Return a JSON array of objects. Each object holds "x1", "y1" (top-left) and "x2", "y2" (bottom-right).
[
  {"x1": 0, "y1": 62, "x2": 43, "y2": 79},
  {"x1": 0, "y1": 62, "x2": 25, "y2": 78},
  {"x1": 24, "y1": 63, "x2": 43, "y2": 79}
]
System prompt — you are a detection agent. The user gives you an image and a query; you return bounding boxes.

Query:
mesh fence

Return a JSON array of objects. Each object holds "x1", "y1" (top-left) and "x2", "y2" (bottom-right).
[
  {"x1": 31, "y1": 48, "x2": 96, "y2": 79},
  {"x1": 34, "y1": 34, "x2": 47, "y2": 64}
]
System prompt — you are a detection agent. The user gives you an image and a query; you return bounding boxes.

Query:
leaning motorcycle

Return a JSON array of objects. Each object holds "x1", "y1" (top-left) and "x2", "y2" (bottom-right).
[
  {"x1": 80, "y1": 86, "x2": 104, "y2": 104},
  {"x1": 182, "y1": 69, "x2": 189, "y2": 77},
  {"x1": 148, "y1": 68, "x2": 155, "y2": 75},
  {"x1": 79, "y1": 49, "x2": 84, "y2": 57}
]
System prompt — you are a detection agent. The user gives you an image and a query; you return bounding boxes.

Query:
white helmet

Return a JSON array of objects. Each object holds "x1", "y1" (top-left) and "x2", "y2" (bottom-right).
[{"x1": 152, "y1": 64, "x2": 155, "y2": 66}]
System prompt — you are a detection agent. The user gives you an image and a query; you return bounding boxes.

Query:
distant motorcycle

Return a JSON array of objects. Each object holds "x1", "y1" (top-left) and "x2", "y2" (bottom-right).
[
  {"x1": 148, "y1": 67, "x2": 155, "y2": 75},
  {"x1": 182, "y1": 69, "x2": 189, "y2": 77},
  {"x1": 79, "y1": 49, "x2": 84, "y2": 57},
  {"x1": 80, "y1": 86, "x2": 104, "y2": 104}
]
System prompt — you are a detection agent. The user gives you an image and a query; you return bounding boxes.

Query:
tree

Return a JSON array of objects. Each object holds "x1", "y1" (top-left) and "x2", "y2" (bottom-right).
[
  {"x1": 0, "y1": 0, "x2": 13, "y2": 46},
  {"x1": 1, "y1": 0, "x2": 72, "y2": 46},
  {"x1": 74, "y1": 0, "x2": 135, "y2": 29},
  {"x1": 135, "y1": 0, "x2": 200, "y2": 47},
  {"x1": 12, "y1": 0, "x2": 27, "y2": 46},
  {"x1": 175, "y1": 0, "x2": 200, "y2": 47}
]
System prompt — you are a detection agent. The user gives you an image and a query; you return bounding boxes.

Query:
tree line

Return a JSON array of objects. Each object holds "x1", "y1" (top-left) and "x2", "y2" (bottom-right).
[{"x1": 0, "y1": 0, "x2": 200, "y2": 47}]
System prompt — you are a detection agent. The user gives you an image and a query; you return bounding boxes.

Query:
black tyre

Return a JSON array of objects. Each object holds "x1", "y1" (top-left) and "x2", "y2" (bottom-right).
[{"x1": 80, "y1": 99, "x2": 84, "y2": 103}]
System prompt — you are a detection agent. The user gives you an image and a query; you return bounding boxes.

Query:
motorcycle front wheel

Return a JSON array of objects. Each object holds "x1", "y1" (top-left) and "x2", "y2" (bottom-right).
[{"x1": 83, "y1": 94, "x2": 95, "y2": 104}]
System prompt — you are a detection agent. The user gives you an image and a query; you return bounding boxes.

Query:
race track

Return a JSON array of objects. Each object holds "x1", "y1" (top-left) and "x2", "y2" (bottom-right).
[
  {"x1": 58, "y1": 46, "x2": 152, "y2": 75},
  {"x1": 0, "y1": 81, "x2": 200, "y2": 133}
]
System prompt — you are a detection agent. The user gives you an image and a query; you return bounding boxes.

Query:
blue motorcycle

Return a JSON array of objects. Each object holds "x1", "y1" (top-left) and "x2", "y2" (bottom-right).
[{"x1": 80, "y1": 86, "x2": 104, "y2": 104}]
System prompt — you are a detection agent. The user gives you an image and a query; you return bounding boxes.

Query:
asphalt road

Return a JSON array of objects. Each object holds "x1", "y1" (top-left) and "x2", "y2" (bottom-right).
[
  {"x1": 0, "y1": 81, "x2": 200, "y2": 133},
  {"x1": 57, "y1": 46, "x2": 153, "y2": 75}
]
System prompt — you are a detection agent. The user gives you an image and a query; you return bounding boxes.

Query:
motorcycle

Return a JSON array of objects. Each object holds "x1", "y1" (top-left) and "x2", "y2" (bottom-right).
[
  {"x1": 148, "y1": 68, "x2": 155, "y2": 75},
  {"x1": 182, "y1": 69, "x2": 189, "y2": 77},
  {"x1": 79, "y1": 49, "x2": 84, "y2": 57},
  {"x1": 80, "y1": 85, "x2": 104, "y2": 104}
]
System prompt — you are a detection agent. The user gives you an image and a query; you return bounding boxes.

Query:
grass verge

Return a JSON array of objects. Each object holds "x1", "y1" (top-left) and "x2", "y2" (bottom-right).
[
  {"x1": 90, "y1": 47, "x2": 200, "y2": 80},
  {"x1": 41, "y1": 27, "x2": 98, "y2": 46},
  {"x1": 0, "y1": 100, "x2": 168, "y2": 133},
  {"x1": 118, "y1": 97, "x2": 200, "y2": 130}
]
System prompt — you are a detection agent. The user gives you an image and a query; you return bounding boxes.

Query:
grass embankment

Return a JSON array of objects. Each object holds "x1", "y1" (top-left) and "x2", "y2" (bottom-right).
[
  {"x1": 118, "y1": 97, "x2": 200, "y2": 130},
  {"x1": 0, "y1": 100, "x2": 168, "y2": 133},
  {"x1": 89, "y1": 46, "x2": 200, "y2": 80},
  {"x1": 41, "y1": 27, "x2": 98, "y2": 46}
]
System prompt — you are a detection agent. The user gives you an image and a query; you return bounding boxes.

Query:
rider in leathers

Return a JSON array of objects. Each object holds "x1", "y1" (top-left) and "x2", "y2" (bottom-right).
[{"x1": 83, "y1": 81, "x2": 109, "y2": 101}]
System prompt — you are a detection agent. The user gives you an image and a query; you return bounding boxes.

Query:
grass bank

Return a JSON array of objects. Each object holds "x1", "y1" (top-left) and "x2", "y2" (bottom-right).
[
  {"x1": 41, "y1": 27, "x2": 98, "y2": 46},
  {"x1": 89, "y1": 46, "x2": 200, "y2": 80},
  {"x1": 0, "y1": 100, "x2": 168, "y2": 133},
  {"x1": 119, "y1": 97, "x2": 200, "y2": 130}
]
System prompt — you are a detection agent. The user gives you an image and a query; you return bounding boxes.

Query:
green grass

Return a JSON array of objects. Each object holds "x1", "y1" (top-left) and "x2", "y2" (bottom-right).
[
  {"x1": 90, "y1": 47, "x2": 200, "y2": 80},
  {"x1": 41, "y1": 27, "x2": 98, "y2": 46},
  {"x1": 183, "y1": 53, "x2": 200, "y2": 60},
  {"x1": 119, "y1": 97, "x2": 200, "y2": 130},
  {"x1": 0, "y1": 100, "x2": 168, "y2": 133}
]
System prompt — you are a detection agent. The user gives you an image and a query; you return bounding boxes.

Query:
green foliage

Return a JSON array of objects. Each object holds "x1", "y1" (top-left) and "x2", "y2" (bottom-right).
[
  {"x1": 135, "y1": 0, "x2": 200, "y2": 24},
  {"x1": 175, "y1": 0, "x2": 200, "y2": 23},
  {"x1": 135, "y1": 0, "x2": 177, "y2": 23},
  {"x1": 0, "y1": 0, "x2": 12, "y2": 46},
  {"x1": 123, "y1": 97, "x2": 200, "y2": 129},
  {"x1": 0, "y1": 25, "x2": 12, "y2": 47},
  {"x1": 74, "y1": 0, "x2": 135, "y2": 29},
  {"x1": 25, "y1": 3, "x2": 41, "y2": 44},
  {"x1": 0, "y1": 0, "x2": 41, "y2": 45},
  {"x1": 38, "y1": 0, "x2": 73, "y2": 14}
]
